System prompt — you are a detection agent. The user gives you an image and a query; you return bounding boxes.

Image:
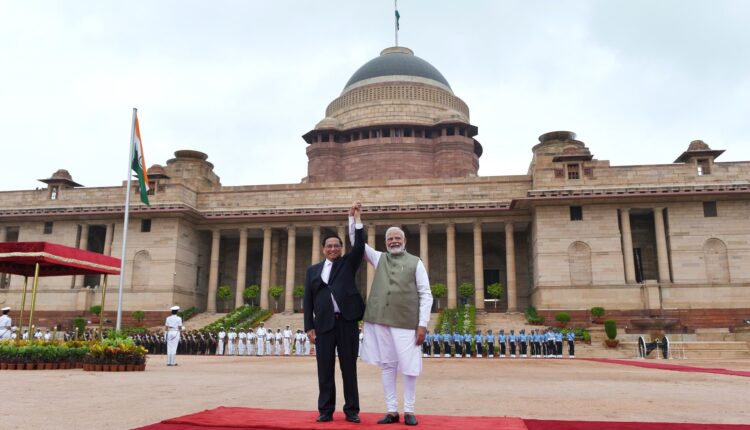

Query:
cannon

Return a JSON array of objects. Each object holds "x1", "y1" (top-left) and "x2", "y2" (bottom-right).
[{"x1": 638, "y1": 335, "x2": 669, "y2": 359}]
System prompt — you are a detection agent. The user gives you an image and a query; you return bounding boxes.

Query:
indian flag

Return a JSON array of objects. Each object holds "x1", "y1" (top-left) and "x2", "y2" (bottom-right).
[{"x1": 132, "y1": 114, "x2": 150, "y2": 205}]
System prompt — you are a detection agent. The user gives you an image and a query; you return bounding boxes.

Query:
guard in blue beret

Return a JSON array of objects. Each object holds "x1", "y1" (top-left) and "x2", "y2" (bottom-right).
[
  {"x1": 474, "y1": 330, "x2": 484, "y2": 358},
  {"x1": 486, "y1": 329, "x2": 495, "y2": 358},
  {"x1": 463, "y1": 330, "x2": 472, "y2": 358},
  {"x1": 567, "y1": 329, "x2": 576, "y2": 358},
  {"x1": 498, "y1": 329, "x2": 506, "y2": 358},
  {"x1": 508, "y1": 329, "x2": 517, "y2": 358}
]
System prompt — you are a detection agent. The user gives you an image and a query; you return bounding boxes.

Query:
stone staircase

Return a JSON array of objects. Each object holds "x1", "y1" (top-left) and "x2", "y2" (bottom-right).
[
  {"x1": 181, "y1": 312, "x2": 227, "y2": 331},
  {"x1": 264, "y1": 312, "x2": 305, "y2": 331}
]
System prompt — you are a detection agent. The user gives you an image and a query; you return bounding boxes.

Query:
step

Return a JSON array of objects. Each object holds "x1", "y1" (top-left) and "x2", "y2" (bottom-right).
[{"x1": 264, "y1": 312, "x2": 305, "y2": 332}]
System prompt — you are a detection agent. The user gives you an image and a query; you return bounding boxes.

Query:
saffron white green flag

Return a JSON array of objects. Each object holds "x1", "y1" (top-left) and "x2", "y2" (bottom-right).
[{"x1": 132, "y1": 114, "x2": 150, "y2": 205}]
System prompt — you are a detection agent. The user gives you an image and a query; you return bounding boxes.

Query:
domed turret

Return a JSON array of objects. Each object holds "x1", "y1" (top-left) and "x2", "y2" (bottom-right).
[{"x1": 304, "y1": 46, "x2": 481, "y2": 183}]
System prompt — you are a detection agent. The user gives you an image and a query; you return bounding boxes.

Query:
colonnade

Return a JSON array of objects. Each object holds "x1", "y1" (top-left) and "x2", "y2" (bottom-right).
[
  {"x1": 618, "y1": 207, "x2": 671, "y2": 284},
  {"x1": 204, "y1": 220, "x2": 523, "y2": 313}
]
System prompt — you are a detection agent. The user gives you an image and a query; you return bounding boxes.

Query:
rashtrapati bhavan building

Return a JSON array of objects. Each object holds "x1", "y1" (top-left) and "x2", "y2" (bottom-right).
[{"x1": 2, "y1": 46, "x2": 749, "y2": 328}]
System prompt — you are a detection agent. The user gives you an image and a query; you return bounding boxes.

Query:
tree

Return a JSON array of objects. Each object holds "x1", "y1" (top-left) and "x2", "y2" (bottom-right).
[
  {"x1": 217, "y1": 285, "x2": 232, "y2": 312},
  {"x1": 131, "y1": 310, "x2": 145, "y2": 325},
  {"x1": 269, "y1": 286, "x2": 284, "y2": 312},
  {"x1": 89, "y1": 305, "x2": 102, "y2": 316},
  {"x1": 293, "y1": 285, "x2": 305, "y2": 312},
  {"x1": 458, "y1": 282, "x2": 474, "y2": 305},
  {"x1": 243, "y1": 284, "x2": 260, "y2": 306},
  {"x1": 430, "y1": 283, "x2": 447, "y2": 310},
  {"x1": 486, "y1": 282, "x2": 504, "y2": 310}
]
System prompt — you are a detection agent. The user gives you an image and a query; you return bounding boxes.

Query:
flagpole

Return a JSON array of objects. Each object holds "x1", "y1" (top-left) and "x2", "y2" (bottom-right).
[
  {"x1": 395, "y1": 0, "x2": 398, "y2": 47},
  {"x1": 116, "y1": 108, "x2": 137, "y2": 331}
]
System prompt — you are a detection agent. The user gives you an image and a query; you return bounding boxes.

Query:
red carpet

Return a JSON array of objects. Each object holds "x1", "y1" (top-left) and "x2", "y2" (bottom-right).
[
  {"x1": 134, "y1": 407, "x2": 750, "y2": 430},
  {"x1": 582, "y1": 358, "x2": 750, "y2": 378}
]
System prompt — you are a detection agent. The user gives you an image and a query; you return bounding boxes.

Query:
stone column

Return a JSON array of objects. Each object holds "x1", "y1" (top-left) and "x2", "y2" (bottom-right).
[
  {"x1": 270, "y1": 232, "x2": 280, "y2": 289},
  {"x1": 311, "y1": 225, "x2": 320, "y2": 264},
  {"x1": 76, "y1": 224, "x2": 89, "y2": 287},
  {"x1": 446, "y1": 222, "x2": 457, "y2": 308},
  {"x1": 207, "y1": 229, "x2": 221, "y2": 313},
  {"x1": 653, "y1": 207, "x2": 671, "y2": 284},
  {"x1": 620, "y1": 209, "x2": 636, "y2": 283},
  {"x1": 235, "y1": 227, "x2": 248, "y2": 309},
  {"x1": 103, "y1": 224, "x2": 114, "y2": 256},
  {"x1": 260, "y1": 227, "x2": 272, "y2": 309},
  {"x1": 473, "y1": 221, "x2": 485, "y2": 309},
  {"x1": 0, "y1": 226, "x2": 5, "y2": 242},
  {"x1": 338, "y1": 225, "x2": 347, "y2": 253},
  {"x1": 419, "y1": 223, "x2": 429, "y2": 271},
  {"x1": 284, "y1": 226, "x2": 296, "y2": 313},
  {"x1": 505, "y1": 223, "x2": 517, "y2": 312},
  {"x1": 367, "y1": 223, "x2": 377, "y2": 298}
]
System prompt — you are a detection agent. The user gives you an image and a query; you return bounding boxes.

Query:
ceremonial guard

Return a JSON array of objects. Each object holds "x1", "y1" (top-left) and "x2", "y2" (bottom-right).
[
  {"x1": 255, "y1": 323, "x2": 267, "y2": 356},
  {"x1": 34, "y1": 328, "x2": 43, "y2": 340},
  {"x1": 546, "y1": 329, "x2": 555, "y2": 358},
  {"x1": 423, "y1": 330, "x2": 432, "y2": 357},
  {"x1": 165, "y1": 305, "x2": 184, "y2": 366},
  {"x1": 294, "y1": 329, "x2": 303, "y2": 355},
  {"x1": 498, "y1": 329, "x2": 506, "y2": 358},
  {"x1": 358, "y1": 327, "x2": 364, "y2": 357},
  {"x1": 474, "y1": 330, "x2": 484, "y2": 358},
  {"x1": 463, "y1": 331, "x2": 472, "y2": 358},
  {"x1": 443, "y1": 331, "x2": 452, "y2": 358},
  {"x1": 486, "y1": 330, "x2": 495, "y2": 358},
  {"x1": 519, "y1": 329, "x2": 527, "y2": 358},
  {"x1": 275, "y1": 329, "x2": 282, "y2": 355},
  {"x1": 431, "y1": 331, "x2": 441, "y2": 357},
  {"x1": 238, "y1": 329, "x2": 247, "y2": 355},
  {"x1": 567, "y1": 330, "x2": 576, "y2": 358},
  {"x1": 0, "y1": 307, "x2": 12, "y2": 340},
  {"x1": 555, "y1": 330, "x2": 563, "y2": 358},
  {"x1": 217, "y1": 327, "x2": 226, "y2": 355},
  {"x1": 283, "y1": 325, "x2": 292, "y2": 356},
  {"x1": 451, "y1": 330, "x2": 461, "y2": 358},
  {"x1": 508, "y1": 329, "x2": 517, "y2": 358},
  {"x1": 246, "y1": 329, "x2": 256, "y2": 356}
]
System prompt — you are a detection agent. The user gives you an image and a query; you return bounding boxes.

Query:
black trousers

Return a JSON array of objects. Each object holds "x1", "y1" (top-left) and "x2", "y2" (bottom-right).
[
  {"x1": 433, "y1": 340, "x2": 440, "y2": 355},
  {"x1": 488, "y1": 343, "x2": 495, "y2": 356},
  {"x1": 568, "y1": 340, "x2": 575, "y2": 356},
  {"x1": 455, "y1": 341, "x2": 462, "y2": 356},
  {"x1": 556, "y1": 341, "x2": 563, "y2": 356},
  {"x1": 315, "y1": 317, "x2": 359, "y2": 416},
  {"x1": 500, "y1": 342, "x2": 506, "y2": 355},
  {"x1": 510, "y1": 341, "x2": 516, "y2": 355},
  {"x1": 443, "y1": 341, "x2": 451, "y2": 355},
  {"x1": 476, "y1": 342, "x2": 483, "y2": 357},
  {"x1": 520, "y1": 341, "x2": 527, "y2": 355},
  {"x1": 464, "y1": 341, "x2": 471, "y2": 356}
]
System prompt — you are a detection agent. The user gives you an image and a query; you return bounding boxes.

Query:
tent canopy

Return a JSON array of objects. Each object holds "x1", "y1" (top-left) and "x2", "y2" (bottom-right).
[{"x1": 0, "y1": 242, "x2": 121, "y2": 277}]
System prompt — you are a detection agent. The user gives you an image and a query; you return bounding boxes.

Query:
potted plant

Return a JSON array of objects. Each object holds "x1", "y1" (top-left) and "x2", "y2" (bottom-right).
[
  {"x1": 555, "y1": 312, "x2": 571, "y2": 328},
  {"x1": 217, "y1": 286, "x2": 232, "y2": 312},
  {"x1": 293, "y1": 285, "x2": 305, "y2": 312},
  {"x1": 604, "y1": 319, "x2": 619, "y2": 347},
  {"x1": 244, "y1": 284, "x2": 260, "y2": 306},
  {"x1": 458, "y1": 282, "x2": 474, "y2": 306},
  {"x1": 591, "y1": 306, "x2": 605, "y2": 324},
  {"x1": 525, "y1": 306, "x2": 544, "y2": 325},
  {"x1": 430, "y1": 283, "x2": 447, "y2": 311},
  {"x1": 89, "y1": 305, "x2": 102, "y2": 324},
  {"x1": 268, "y1": 286, "x2": 284, "y2": 312},
  {"x1": 486, "y1": 282, "x2": 503, "y2": 311},
  {"x1": 131, "y1": 310, "x2": 145, "y2": 326}
]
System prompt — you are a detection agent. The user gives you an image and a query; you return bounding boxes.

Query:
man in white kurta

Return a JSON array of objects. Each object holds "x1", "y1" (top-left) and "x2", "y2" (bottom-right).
[
  {"x1": 349, "y1": 208, "x2": 432, "y2": 426},
  {"x1": 0, "y1": 307, "x2": 12, "y2": 340},
  {"x1": 165, "y1": 305, "x2": 184, "y2": 366}
]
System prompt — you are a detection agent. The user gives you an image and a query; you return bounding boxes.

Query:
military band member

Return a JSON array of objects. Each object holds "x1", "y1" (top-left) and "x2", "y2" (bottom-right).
[
  {"x1": 567, "y1": 329, "x2": 576, "y2": 358},
  {"x1": 165, "y1": 305, "x2": 184, "y2": 366},
  {"x1": 283, "y1": 325, "x2": 292, "y2": 356},
  {"x1": 474, "y1": 330, "x2": 484, "y2": 358},
  {"x1": 0, "y1": 307, "x2": 12, "y2": 340},
  {"x1": 486, "y1": 330, "x2": 495, "y2": 358}
]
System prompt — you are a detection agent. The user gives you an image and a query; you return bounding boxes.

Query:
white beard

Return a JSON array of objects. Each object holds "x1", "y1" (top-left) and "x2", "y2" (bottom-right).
[{"x1": 387, "y1": 245, "x2": 404, "y2": 254}]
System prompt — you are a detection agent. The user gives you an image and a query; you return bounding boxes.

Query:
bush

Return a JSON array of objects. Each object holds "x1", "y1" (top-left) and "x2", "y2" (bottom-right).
[
  {"x1": 555, "y1": 312, "x2": 571, "y2": 324},
  {"x1": 430, "y1": 283, "x2": 447, "y2": 310},
  {"x1": 177, "y1": 307, "x2": 198, "y2": 320},
  {"x1": 604, "y1": 319, "x2": 617, "y2": 340},
  {"x1": 486, "y1": 283, "x2": 503, "y2": 309},
  {"x1": 525, "y1": 306, "x2": 545, "y2": 324},
  {"x1": 458, "y1": 283, "x2": 474, "y2": 301},
  {"x1": 89, "y1": 305, "x2": 102, "y2": 316},
  {"x1": 131, "y1": 310, "x2": 145, "y2": 323},
  {"x1": 591, "y1": 307, "x2": 605, "y2": 318},
  {"x1": 72, "y1": 317, "x2": 86, "y2": 335},
  {"x1": 217, "y1": 286, "x2": 232, "y2": 301},
  {"x1": 243, "y1": 285, "x2": 260, "y2": 305}
]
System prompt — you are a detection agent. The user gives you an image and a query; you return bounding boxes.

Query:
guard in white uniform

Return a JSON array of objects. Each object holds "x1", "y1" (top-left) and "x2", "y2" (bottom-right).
[
  {"x1": 238, "y1": 330, "x2": 247, "y2": 355},
  {"x1": 274, "y1": 329, "x2": 282, "y2": 355},
  {"x1": 255, "y1": 323, "x2": 267, "y2": 356},
  {"x1": 227, "y1": 328, "x2": 237, "y2": 355},
  {"x1": 247, "y1": 330, "x2": 256, "y2": 356},
  {"x1": 217, "y1": 328, "x2": 226, "y2": 355},
  {"x1": 282, "y1": 325, "x2": 292, "y2": 356},
  {"x1": 0, "y1": 307, "x2": 12, "y2": 340},
  {"x1": 165, "y1": 305, "x2": 184, "y2": 366}
]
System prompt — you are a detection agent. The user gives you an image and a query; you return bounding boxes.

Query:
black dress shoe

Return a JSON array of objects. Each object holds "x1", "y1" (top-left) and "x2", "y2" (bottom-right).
[
  {"x1": 404, "y1": 414, "x2": 418, "y2": 426},
  {"x1": 377, "y1": 413, "x2": 399, "y2": 424},
  {"x1": 345, "y1": 414, "x2": 361, "y2": 423},
  {"x1": 316, "y1": 414, "x2": 333, "y2": 422}
]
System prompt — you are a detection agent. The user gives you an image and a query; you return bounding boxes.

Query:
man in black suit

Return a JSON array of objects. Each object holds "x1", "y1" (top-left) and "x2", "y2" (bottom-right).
[{"x1": 304, "y1": 203, "x2": 365, "y2": 423}]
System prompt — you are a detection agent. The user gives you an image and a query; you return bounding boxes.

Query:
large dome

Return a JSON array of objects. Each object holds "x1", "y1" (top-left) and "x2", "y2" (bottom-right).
[{"x1": 343, "y1": 46, "x2": 451, "y2": 93}]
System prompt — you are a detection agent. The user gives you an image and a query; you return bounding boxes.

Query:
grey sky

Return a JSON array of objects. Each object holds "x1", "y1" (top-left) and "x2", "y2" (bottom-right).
[{"x1": 1, "y1": 1, "x2": 748, "y2": 191}]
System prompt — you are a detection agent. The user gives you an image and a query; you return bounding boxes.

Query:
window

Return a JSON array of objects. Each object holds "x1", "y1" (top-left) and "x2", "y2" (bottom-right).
[
  {"x1": 50, "y1": 185, "x2": 59, "y2": 200},
  {"x1": 43, "y1": 222, "x2": 53, "y2": 234},
  {"x1": 446, "y1": 127, "x2": 455, "y2": 136},
  {"x1": 570, "y1": 206, "x2": 583, "y2": 221},
  {"x1": 147, "y1": 181, "x2": 155, "y2": 196},
  {"x1": 567, "y1": 164, "x2": 580, "y2": 180},
  {"x1": 697, "y1": 159, "x2": 710, "y2": 176},
  {"x1": 382, "y1": 128, "x2": 391, "y2": 137},
  {"x1": 141, "y1": 219, "x2": 152, "y2": 232},
  {"x1": 554, "y1": 168, "x2": 564, "y2": 178},
  {"x1": 703, "y1": 201, "x2": 717, "y2": 217}
]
